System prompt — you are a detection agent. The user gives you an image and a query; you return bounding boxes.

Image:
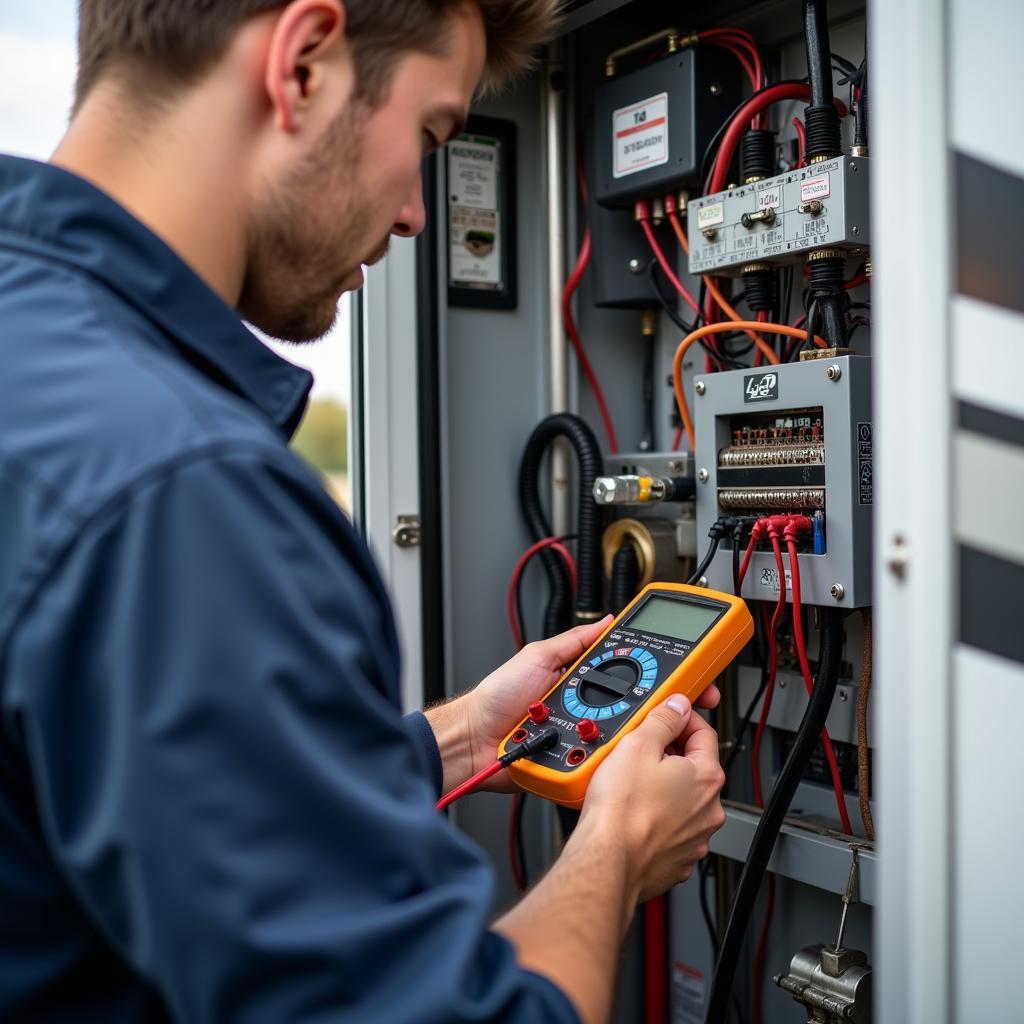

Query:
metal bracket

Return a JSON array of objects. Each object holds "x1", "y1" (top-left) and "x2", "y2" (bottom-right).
[{"x1": 392, "y1": 515, "x2": 421, "y2": 548}]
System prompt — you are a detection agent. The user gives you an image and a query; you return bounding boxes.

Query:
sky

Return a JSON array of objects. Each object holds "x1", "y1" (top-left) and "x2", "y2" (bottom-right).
[{"x1": 0, "y1": 2, "x2": 351, "y2": 405}]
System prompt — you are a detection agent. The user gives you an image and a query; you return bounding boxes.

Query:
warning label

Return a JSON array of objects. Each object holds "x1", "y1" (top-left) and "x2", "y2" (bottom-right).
[
  {"x1": 800, "y1": 173, "x2": 831, "y2": 202},
  {"x1": 758, "y1": 565, "x2": 794, "y2": 595},
  {"x1": 613, "y1": 92, "x2": 669, "y2": 179}
]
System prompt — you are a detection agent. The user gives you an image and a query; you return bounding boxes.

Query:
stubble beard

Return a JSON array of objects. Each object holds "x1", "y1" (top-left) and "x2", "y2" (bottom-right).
[{"x1": 239, "y1": 108, "x2": 376, "y2": 343}]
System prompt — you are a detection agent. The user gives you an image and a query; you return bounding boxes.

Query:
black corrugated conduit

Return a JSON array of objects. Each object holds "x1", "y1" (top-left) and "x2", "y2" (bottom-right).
[{"x1": 518, "y1": 413, "x2": 605, "y2": 637}]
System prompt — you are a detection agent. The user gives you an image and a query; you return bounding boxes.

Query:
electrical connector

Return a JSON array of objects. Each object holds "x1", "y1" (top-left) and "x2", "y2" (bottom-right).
[{"x1": 812, "y1": 511, "x2": 826, "y2": 554}]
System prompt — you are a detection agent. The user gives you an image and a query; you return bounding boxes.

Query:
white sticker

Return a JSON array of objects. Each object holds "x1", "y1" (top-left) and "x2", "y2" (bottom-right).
[
  {"x1": 696, "y1": 202, "x2": 725, "y2": 229},
  {"x1": 672, "y1": 962, "x2": 706, "y2": 1024},
  {"x1": 448, "y1": 137, "x2": 502, "y2": 288},
  {"x1": 758, "y1": 185, "x2": 781, "y2": 210},
  {"x1": 758, "y1": 565, "x2": 793, "y2": 595},
  {"x1": 800, "y1": 173, "x2": 831, "y2": 202},
  {"x1": 613, "y1": 92, "x2": 669, "y2": 179}
]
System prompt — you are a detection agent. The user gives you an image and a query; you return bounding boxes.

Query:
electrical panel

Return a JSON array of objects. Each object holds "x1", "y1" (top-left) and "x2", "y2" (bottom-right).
[
  {"x1": 687, "y1": 156, "x2": 871, "y2": 275},
  {"x1": 594, "y1": 48, "x2": 740, "y2": 208},
  {"x1": 694, "y1": 355, "x2": 873, "y2": 607}
]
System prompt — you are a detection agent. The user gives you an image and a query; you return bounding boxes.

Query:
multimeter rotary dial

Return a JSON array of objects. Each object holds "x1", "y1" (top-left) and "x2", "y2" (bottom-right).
[{"x1": 563, "y1": 647, "x2": 659, "y2": 720}]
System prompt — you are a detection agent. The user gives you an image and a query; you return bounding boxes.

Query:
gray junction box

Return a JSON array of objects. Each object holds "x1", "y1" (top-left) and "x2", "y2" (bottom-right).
[
  {"x1": 593, "y1": 48, "x2": 740, "y2": 209},
  {"x1": 694, "y1": 356, "x2": 873, "y2": 608},
  {"x1": 687, "y1": 156, "x2": 871, "y2": 274}
]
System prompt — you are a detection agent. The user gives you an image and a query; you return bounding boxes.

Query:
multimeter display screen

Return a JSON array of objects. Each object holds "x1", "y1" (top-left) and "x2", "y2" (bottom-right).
[{"x1": 627, "y1": 596, "x2": 723, "y2": 641}]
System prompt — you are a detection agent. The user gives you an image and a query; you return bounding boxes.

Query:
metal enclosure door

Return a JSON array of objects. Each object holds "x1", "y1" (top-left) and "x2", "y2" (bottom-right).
[
  {"x1": 356, "y1": 238, "x2": 425, "y2": 713},
  {"x1": 872, "y1": 0, "x2": 1024, "y2": 1020}
]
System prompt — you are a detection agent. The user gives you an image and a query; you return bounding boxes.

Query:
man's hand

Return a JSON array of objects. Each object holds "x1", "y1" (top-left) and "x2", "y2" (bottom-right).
[
  {"x1": 426, "y1": 619, "x2": 722, "y2": 795},
  {"x1": 494, "y1": 694, "x2": 727, "y2": 1022}
]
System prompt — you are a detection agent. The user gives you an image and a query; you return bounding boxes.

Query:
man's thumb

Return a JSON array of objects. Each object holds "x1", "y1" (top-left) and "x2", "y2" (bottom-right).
[{"x1": 636, "y1": 694, "x2": 692, "y2": 748}]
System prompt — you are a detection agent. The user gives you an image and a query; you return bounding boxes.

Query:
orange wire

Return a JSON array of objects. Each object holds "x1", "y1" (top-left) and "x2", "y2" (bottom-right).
[
  {"x1": 672, "y1": 322, "x2": 827, "y2": 450},
  {"x1": 667, "y1": 211, "x2": 827, "y2": 362}
]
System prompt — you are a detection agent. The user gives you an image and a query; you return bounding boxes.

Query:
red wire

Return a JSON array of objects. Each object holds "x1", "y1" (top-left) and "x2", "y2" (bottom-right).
[
  {"x1": 562, "y1": 229, "x2": 619, "y2": 454},
  {"x1": 709, "y1": 84, "x2": 847, "y2": 195},
  {"x1": 671, "y1": 425, "x2": 683, "y2": 452},
  {"x1": 792, "y1": 117, "x2": 807, "y2": 167},
  {"x1": 506, "y1": 538, "x2": 577, "y2": 650},
  {"x1": 785, "y1": 534, "x2": 854, "y2": 834},
  {"x1": 706, "y1": 39, "x2": 757, "y2": 93},
  {"x1": 637, "y1": 213, "x2": 702, "y2": 318},
  {"x1": 752, "y1": 536, "x2": 787, "y2": 806},
  {"x1": 644, "y1": 896, "x2": 668, "y2": 1023},
  {"x1": 436, "y1": 759, "x2": 503, "y2": 810}
]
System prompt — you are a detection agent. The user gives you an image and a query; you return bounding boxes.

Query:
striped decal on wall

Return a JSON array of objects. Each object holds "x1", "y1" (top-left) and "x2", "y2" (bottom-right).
[{"x1": 953, "y1": 152, "x2": 1024, "y2": 667}]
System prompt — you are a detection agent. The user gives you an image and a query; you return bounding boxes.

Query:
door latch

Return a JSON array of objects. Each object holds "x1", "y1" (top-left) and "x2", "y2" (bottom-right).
[{"x1": 392, "y1": 515, "x2": 421, "y2": 548}]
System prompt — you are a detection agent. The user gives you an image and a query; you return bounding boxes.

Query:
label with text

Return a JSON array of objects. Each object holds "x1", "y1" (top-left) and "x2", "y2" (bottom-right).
[
  {"x1": 613, "y1": 92, "x2": 669, "y2": 178},
  {"x1": 697, "y1": 201, "x2": 725, "y2": 230},
  {"x1": 800, "y1": 173, "x2": 831, "y2": 202}
]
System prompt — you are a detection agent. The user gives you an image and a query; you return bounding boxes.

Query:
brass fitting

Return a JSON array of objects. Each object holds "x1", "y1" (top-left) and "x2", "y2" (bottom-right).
[{"x1": 641, "y1": 308, "x2": 658, "y2": 337}]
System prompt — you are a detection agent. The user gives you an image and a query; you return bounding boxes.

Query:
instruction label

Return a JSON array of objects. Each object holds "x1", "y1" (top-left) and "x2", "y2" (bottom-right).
[
  {"x1": 800, "y1": 173, "x2": 831, "y2": 202},
  {"x1": 743, "y1": 370, "x2": 780, "y2": 403},
  {"x1": 672, "y1": 962, "x2": 706, "y2": 1024},
  {"x1": 613, "y1": 92, "x2": 669, "y2": 178},
  {"x1": 857, "y1": 422, "x2": 874, "y2": 505},
  {"x1": 448, "y1": 136, "x2": 502, "y2": 289}
]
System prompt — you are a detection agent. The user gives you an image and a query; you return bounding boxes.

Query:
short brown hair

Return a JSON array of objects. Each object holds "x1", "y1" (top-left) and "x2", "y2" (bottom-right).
[{"x1": 74, "y1": 0, "x2": 560, "y2": 112}]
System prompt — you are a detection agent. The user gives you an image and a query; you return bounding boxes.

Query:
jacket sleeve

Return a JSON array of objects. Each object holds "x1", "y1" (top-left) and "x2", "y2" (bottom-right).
[{"x1": 6, "y1": 444, "x2": 579, "y2": 1024}]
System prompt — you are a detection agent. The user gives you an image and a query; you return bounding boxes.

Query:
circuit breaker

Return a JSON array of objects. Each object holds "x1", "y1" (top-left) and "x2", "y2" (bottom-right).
[
  {"x1": 694, "y1": 355, "x2": 873, "y2": 607},
  {"x1": 687, "y1": 156, "x2": 870, "y2": 274}
]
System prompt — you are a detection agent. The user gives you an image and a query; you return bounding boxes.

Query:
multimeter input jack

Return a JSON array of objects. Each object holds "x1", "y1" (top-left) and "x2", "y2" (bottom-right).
[
  {"x1": 511, "y1": 727, "x2": 530, "y2": 744},
  {"x1": 566, "y1": 747, "x2": 587, "y2": 766}
]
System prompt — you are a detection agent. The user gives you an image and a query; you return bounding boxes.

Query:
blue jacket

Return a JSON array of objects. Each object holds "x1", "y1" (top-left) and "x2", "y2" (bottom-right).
[{"x1": 0, "y1": 156, "x2": 576, "y2": 1024}]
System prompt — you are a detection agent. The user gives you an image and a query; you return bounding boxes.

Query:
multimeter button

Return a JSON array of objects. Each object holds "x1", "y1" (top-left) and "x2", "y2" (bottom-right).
[
  {"x1": 577, "y1": 719, "x2": 600, "y2": 744},
  {"x1": 527, "y1": 701, "x2": 550, "y2": 724}
]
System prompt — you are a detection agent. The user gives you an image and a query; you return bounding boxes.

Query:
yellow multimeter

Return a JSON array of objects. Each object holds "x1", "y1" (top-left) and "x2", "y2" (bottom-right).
[{"x1": 499, "y1": 582, "x2": 754, "y2": 809}]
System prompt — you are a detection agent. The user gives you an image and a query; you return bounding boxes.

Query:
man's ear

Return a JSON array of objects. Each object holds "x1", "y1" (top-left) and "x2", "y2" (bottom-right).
[{"x1": 264, "y1": 0, "x2": 350, "y2": 133}]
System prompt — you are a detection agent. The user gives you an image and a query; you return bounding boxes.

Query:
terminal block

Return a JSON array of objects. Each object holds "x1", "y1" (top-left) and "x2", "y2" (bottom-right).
[
  {"x1": 686, "y1": 156, "x2": 870, "y2": 275},
  {"x1": 693, "y1": 358, "x2": 872, "y2": 607}
]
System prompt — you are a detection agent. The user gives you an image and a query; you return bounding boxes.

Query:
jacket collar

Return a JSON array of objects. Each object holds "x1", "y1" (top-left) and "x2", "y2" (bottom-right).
[{"x1": 0, "y1": 155, "x2": 313, "y2": 437}]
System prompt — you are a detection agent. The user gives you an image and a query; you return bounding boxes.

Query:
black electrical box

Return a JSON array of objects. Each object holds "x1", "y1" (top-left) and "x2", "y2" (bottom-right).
[{"x1": 593, "y1": 47, "x2": 741, "y2": 209}]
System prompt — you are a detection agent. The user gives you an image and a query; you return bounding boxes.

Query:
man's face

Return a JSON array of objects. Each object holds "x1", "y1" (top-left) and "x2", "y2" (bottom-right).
[{"x1": 239, "y1": 3, "x2": 486, "y2": 342}]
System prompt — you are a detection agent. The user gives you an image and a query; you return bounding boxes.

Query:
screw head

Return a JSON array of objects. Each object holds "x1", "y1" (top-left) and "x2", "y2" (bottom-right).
[
  {"x1": 830, "y1": 583, "x2": 845, "y2": 601},
  {"x1": 702, "y1": 227, "x2": 718, "y2": 241},
  {"x1": 710, "y1": 82, "x2": 722, "y2": 96},
  {"x1": 779, "y1": 678, "x2": 787, "y2": 688},
  {"x1": 697, "y1": 575, "x2": 709, "y2": 587},
  {"x1": 852, "y1": 225, "x2": 859, "y2": 235},
  {"x1": 628, "y1": 258, "x2": 642, "y2": 273},
  {"x1": 826, "y1": 363, "x2": 842, "y2": 382},
  {"x1": 695, "y1": 381, "x2": 706, "y2": 395},
  {"x1": 698, "y1": 468, "x2": 709, "y2": 483},
  {"x1": 839, "y1": 689, "x2": 849, "y2": 702}
]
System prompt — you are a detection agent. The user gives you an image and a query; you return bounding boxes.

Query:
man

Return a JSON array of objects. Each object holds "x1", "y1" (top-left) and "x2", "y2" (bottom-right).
[{"x1": 0, "y1": 2, "x2": 726, "y2": 1021}]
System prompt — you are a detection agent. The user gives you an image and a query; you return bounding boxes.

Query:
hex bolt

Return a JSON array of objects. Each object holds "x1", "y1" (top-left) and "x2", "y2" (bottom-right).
[
  {"x1": 698, "y1": 468, "x2": 709, "y2": 483},
  {"x1": 826, "y1": 363, "x2": 842, "y2": 382},
  {"x1": 695, "y1": 381, "x2": 706, "y2": 395},
  {"x1": 628, "y1": 258, "x2": 642, "y2": 274},
  {"x1": 830, "y1": 583, "x2": 845, "y2": 601}
]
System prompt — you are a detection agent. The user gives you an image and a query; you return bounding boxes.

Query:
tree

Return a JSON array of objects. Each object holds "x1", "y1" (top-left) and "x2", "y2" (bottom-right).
[{"x1": 292, "y1": 398, "x2": 348, "y2": 476}]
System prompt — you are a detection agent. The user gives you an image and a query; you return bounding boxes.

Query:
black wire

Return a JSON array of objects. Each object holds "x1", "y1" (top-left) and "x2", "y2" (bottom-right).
[
  {"x1": 706, "y1": 610, "x2": 846, "y2": 1024},
  {"x1": 699, "y1": 78, "x2": 813, "y2": 186},
  {"x1": 514, "y1": 534, "x2": 578, "y2": 648},
  {"x1": 687, "y1": 535, "x2": 721, "y2": 586}
]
